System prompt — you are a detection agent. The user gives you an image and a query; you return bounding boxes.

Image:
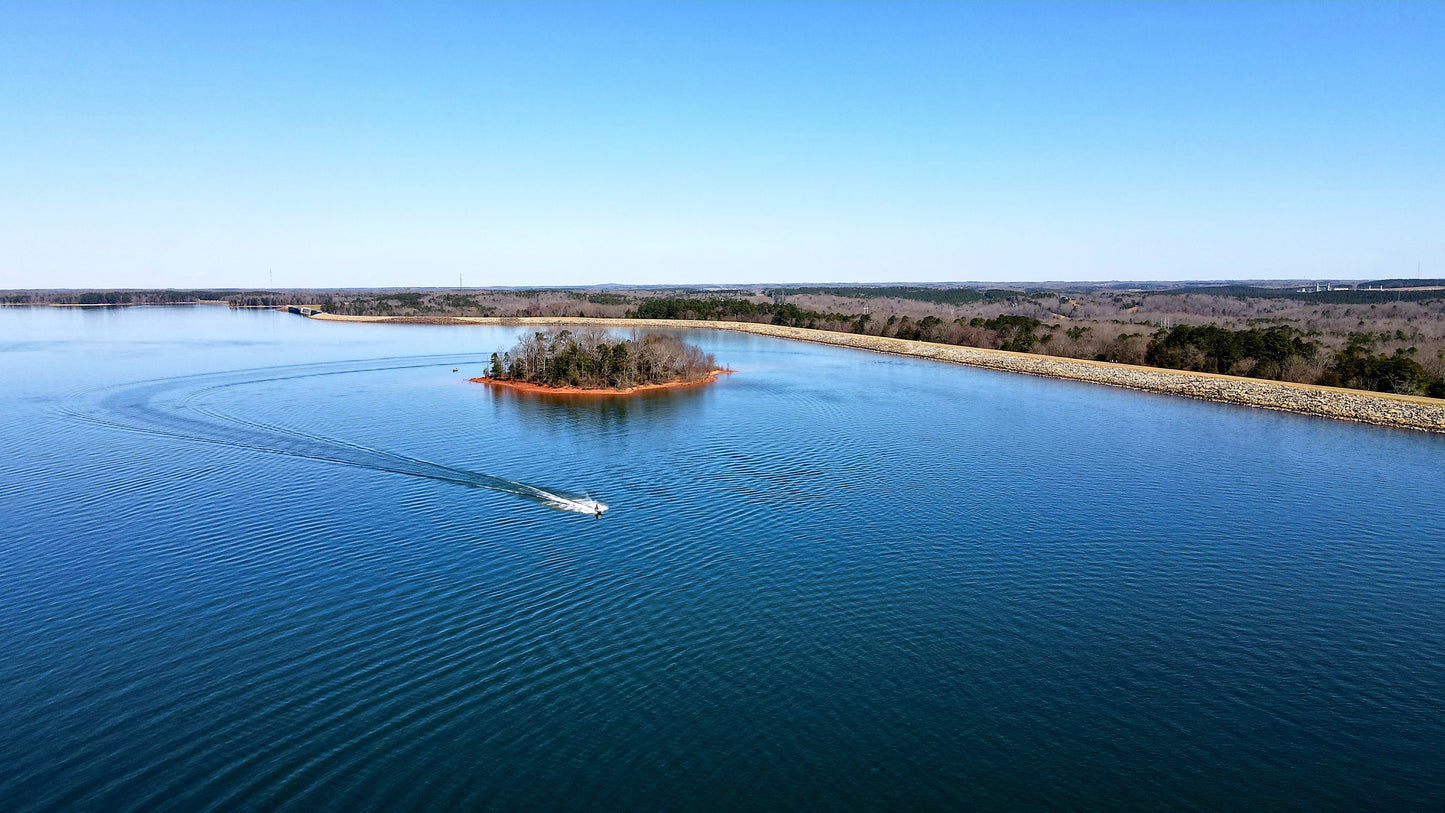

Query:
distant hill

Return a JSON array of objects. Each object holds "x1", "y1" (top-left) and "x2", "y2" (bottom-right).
[
  {"x1": 1361, "y1": 279, "x2": 1445, "y2": 289},
  {"x1": 1155, "y1": 285, "x2": 1444, "y2": 304},
  {"x1": 769, "y1": 286, "x2": 1040, "y2": 306}
]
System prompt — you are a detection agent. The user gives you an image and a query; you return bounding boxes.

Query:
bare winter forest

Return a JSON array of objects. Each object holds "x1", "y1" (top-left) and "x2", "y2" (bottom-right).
[
  {"x1": 8, "y1": 281, "x2": 1445, "y2": 396},
  {"x1": 488, "y1": 329, "x2": 717, "y2": 390}
]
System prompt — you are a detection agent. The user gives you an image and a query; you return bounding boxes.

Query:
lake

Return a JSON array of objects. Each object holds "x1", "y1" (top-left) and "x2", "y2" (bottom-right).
[{"x1": 2, "y1": 305, "x2": 1442, "y2": 810}]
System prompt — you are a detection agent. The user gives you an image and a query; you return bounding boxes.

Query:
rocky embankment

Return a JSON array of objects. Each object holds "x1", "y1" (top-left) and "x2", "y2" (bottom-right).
[{"x1": 308, "y1": 313, "x2": 1445, "y2": 433}]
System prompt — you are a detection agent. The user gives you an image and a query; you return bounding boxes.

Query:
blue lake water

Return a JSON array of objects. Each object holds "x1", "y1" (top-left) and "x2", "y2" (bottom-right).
[{"x1": 1, "y1": 305, "x2": 1443, "y2": 810}]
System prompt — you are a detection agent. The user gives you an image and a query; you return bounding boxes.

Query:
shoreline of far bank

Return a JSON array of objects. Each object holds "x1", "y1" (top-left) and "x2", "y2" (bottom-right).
[
  {"x1": 471, "y1": 370, "x2": 729, "y2": 397},
  {"x1": 307, "y1": 312, "x2": 1445, "y2": 434}
]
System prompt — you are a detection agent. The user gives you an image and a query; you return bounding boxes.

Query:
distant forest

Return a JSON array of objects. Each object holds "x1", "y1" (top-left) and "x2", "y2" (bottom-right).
[
  {"x1": 8, "y1": 283, "x2": 1443, "y2": 398},
  {"x1": 2, "y1": 290, "x2": 263, "y2": 305},
  {"x1": 1155, "y1": 285, "x2": 1445, "y2": 305},
  {"x1": 765, "y1": 286, "x2": 1034, "y2": 306},
  {"x1": 488, "y1": 330, "x2": 718, "y2": 389},
  {"x1": 632, "y1": 296, "x2": 1445, "y2": 397}
]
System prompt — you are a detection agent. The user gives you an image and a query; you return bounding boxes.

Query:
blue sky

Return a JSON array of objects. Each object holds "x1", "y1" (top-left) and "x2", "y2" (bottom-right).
[{"x1": 1, "y1": 1, "x2": 1442, "y2": 288}]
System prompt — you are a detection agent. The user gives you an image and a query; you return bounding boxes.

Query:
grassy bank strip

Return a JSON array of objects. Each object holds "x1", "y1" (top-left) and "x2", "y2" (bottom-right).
[{"x1": 307, "y1": 313, "x2": 1445, "y2": 433}]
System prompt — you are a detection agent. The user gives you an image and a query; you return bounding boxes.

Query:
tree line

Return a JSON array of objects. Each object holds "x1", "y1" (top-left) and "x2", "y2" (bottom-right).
[
  {"x1": 766, "y1": 286, "x2": 1028, "y2": 306},
  {"x1": 489, "y1": 330, "x2": 718, "y2": 389},
  {"x1": 1146, "y1": 324, "x2": 1444, "y2": 396},
  {"x1": 631, "y1": 297, "x2": 1445, "y2": 397},
  {"x1": 1158, "y1": 285, "x2": 1445, "y2": 305}
]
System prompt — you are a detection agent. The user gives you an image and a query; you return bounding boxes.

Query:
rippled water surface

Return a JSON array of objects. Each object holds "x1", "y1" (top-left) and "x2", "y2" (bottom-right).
[{"x1": 2, "y1": 306, "x2": 1443, "y2": 810}]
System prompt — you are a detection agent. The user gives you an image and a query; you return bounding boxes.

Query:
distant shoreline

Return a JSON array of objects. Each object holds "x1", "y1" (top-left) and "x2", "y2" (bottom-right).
[
  {"x1": 0, "y1": 301, "x2": 236, "y2": 308},
  {"x1": 471, "y1": 370, "x2": 729, "y2": 397},
  {"x1": 307, "y1": 312, "x2": 1445, "y2": 433}
]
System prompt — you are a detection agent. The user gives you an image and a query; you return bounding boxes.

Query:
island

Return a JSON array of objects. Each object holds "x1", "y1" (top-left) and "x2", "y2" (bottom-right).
[{"x1": 473, "y1": 329, "x2": 727, "y2": 395}]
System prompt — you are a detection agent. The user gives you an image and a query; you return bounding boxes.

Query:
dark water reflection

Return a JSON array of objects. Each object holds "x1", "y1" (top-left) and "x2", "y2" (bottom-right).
[{"x1": 481, "y1": 378, "x2": 717, "y2": 429}]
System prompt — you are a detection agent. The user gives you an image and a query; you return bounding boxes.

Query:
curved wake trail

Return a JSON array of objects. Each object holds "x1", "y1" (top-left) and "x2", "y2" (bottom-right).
[{"x1": 60, "y1": 356, "x2": 606, "y2": 514}]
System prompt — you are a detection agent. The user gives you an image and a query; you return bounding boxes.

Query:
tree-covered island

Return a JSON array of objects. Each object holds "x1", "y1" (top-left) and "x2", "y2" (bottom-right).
[{"x1": 483, "y1": 330, "x2": 723, "y2": 391}]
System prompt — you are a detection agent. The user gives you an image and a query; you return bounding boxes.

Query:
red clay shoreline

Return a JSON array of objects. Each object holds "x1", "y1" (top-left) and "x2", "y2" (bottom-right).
[{"x1": 470, "y1": 370, "x2": 731, "y2": 397}]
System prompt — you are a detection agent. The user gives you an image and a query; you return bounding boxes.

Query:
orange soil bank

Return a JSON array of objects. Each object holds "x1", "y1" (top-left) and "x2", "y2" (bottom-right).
[{"x1": 470, "y1": 370, "x2": 730, "y2": 397}]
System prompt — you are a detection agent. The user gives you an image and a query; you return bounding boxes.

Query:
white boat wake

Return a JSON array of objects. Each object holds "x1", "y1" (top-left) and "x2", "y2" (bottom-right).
[
  {"x1": 543, "y1": 495, "x2": 610, "y2": 516},
  {"x1": 62, "y1": 356, "x2": 609, "y2": 517}
]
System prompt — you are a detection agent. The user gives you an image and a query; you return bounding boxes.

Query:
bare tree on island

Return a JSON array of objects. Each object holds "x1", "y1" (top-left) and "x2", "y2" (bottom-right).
[{"x1": 488, "y1": 330, "x2": 720, "y2": 390}]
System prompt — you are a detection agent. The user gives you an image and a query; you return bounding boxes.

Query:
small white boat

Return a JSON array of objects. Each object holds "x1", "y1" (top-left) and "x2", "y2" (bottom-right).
[{"x1": 545, "y1": 495, "x2": 609, "y2": 516}]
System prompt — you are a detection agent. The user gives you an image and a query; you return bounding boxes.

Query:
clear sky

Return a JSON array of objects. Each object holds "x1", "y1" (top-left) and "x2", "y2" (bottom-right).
[{"x1": 2, "y1": 1, "x2": 1442, "y2": 289}]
